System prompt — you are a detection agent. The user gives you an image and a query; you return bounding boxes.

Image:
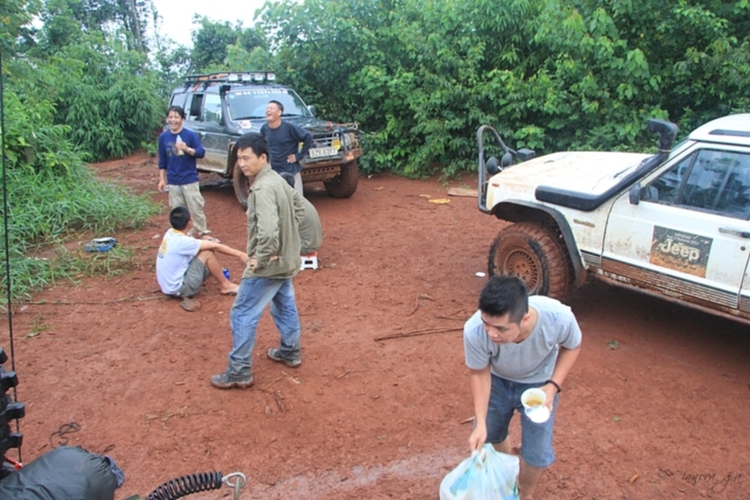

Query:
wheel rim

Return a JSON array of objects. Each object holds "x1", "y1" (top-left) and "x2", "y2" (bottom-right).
[{"x1": 501, "y1": 248, "x2": 542, "y2": 293}]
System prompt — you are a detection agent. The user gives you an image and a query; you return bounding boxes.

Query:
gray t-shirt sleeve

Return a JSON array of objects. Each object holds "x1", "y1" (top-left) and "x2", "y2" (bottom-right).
[{"x1": 463, "y1": 310, "x2": 491, "y2": 370}]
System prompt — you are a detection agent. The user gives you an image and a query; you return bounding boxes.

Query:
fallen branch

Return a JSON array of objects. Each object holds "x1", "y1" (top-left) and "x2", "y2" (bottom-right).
[
  {"x1": 407, "y1": 294, "x2": 435, "y2": 316},
  {"x1": 434, "y1": 315, "x2": 466, "y2": 321},
  {"x1": 19, "y1": 295, "x2": 167, "y2": 306},
  {"x1": 321, "y1": 369, "x2": 368, "y2": 388},
  {"x1": 374, "y1": 327, "x2": 462, "y2": 342},
  {"x1": 407, "y1": 296, "x2": 420, "y2": 316},
  {"x1": 322, "y1": 370, "x2": 351, "y2": 388}
]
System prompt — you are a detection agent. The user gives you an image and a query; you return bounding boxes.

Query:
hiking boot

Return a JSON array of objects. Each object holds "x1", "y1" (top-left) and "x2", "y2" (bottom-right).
[
  {"x1": 267, "y1": 348, "x2": 301, "y2": 368},
  {"x1": 210, "y1": 372, "x2": 254, "y2": 389}
]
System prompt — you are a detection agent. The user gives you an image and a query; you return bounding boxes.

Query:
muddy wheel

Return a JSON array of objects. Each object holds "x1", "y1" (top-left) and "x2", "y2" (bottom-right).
[
  {"x1": 488, "y1": 222, "x2": 573, "y2": 300},
  {"x1": 233, "y1": 164, "x2": 250, "y2": 210},
  {"x1": 324, "y1": 160, "x2": 358, "y2": 198}
]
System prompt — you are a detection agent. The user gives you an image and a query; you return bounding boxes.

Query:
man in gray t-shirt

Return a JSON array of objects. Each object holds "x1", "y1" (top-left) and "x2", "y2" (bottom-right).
[{"x1": 463, "y1": 276, "x2": 582, "y2": 500}]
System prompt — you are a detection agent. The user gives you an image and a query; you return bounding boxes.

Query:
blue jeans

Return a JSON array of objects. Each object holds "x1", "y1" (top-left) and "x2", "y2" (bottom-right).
[
  {"x1": 226, "y1": 277, "x2": 301, "y2": 377},
  {"x1": 486, "y1": 373, "x2": 559, "y2": 468}
]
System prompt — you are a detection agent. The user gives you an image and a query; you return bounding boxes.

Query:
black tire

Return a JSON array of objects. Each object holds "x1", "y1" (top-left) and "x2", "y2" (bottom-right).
[
  {"x1": 233, "y1": 164, "x2": 250, "y2": 210},
  {"x1": 324, "y1": 160, "x2": 358, "y2": 198},
  {"x1": 488, "y1": 222, "x2": 573, "y2": 301}
]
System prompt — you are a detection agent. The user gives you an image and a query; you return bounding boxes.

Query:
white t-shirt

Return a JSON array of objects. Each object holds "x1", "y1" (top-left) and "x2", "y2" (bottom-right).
[
  {"x1": 463, "y1": 295, "x2": 582, "y2": 383},
  {"x1": 155, "y1": 229, "x2": 202, "y2": 294}
]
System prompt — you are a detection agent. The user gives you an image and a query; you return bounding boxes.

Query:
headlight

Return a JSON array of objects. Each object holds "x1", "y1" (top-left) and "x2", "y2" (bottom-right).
[{"x1": 342, "y1": 132, "x2": 358, "y2": 149}]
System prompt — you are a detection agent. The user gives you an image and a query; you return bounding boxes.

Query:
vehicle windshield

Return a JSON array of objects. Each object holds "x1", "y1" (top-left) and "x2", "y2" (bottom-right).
[{"x1": 225, "y1": 89, "x2": 312, "y2": 121}]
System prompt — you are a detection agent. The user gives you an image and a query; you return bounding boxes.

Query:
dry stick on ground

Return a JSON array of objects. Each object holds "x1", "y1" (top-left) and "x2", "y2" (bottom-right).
[
  {"x1": 407, "y1": 294, "x2": 435, "y2": 316},
  {"x1": 374, "y1": 327, "x2": 462, "y2": 342},
  {"x1": 322, "y1": 371, "x2": 350, "y2": 388},
  {"x1": 407, "y1": 297, "x2": 419, "y2": 316},
  {"x1": 321, "y1": 369, "x2": 368, "y2": 388},
  {"x1": 257, "y1": 384, "x2": 288, "y2": 413},
  {"x1": 20, "y1": 295, "x2": 167, "y2": 306}
]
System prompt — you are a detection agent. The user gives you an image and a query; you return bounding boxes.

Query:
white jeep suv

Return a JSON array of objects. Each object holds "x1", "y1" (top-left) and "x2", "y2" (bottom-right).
[{"x1": 478, "y1": 114, "x2": 750, "y2": 325}]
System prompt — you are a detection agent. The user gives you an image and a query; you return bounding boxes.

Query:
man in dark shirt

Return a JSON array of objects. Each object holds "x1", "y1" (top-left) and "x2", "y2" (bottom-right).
[{"x1": 260, "y1": 100, "x2": 312, "y2": 195}]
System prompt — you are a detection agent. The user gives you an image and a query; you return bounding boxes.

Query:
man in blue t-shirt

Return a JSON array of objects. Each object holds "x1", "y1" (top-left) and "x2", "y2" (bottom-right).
[
  {"x1": 463, "y1": 276, "x2": 582, "y2": 500},
  {"x1": 157, "y1": 106, "x2": 213, "y2": 239},
  {"x1": 260, "y1": 100, "x2": 312, "y2": 195}
]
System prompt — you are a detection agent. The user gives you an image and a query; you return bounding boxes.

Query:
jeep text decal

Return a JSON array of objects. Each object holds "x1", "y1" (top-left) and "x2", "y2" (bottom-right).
[{"x1": 649, "y1": 226, "x2": 712, "y2": 278}]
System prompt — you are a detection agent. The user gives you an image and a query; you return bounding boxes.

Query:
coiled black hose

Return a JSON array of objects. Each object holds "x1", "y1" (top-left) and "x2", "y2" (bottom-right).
[{"x1": 145, "y1": 471, "x2": 223, "y2": 500}]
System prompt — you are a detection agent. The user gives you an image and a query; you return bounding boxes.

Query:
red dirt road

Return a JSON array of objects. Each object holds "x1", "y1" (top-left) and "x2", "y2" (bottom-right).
[{"x1": 3, "y1": 153, "x2": 750, "y2": 499}]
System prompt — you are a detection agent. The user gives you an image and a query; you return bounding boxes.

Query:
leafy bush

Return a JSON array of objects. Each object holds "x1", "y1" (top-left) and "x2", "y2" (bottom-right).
[
  {"x1": 260, "y1": 0, "x2": 750, "y2": 177},
  {"x1": 0, "y1": 163, "x2": 159, "y2": 301},
  {"x1": 49, "y1": 35, "x2": 164, "y2": 161},
  {"x1": 1, "y1": 57, "x2": 159, "y2": 301}
]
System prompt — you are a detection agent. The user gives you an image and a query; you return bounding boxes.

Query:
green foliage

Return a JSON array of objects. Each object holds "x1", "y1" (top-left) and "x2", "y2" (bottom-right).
[
  {"x1": 0, "y1": 0, "x2": 41, "y2": 54},
  {"x1": 11, "y1": 0, "x2": 750, "y2": 183},
  {"x1": 223, "y1": 44, "x2": 275, "y2": 72},
  {"x1": 0, "y1": 0, "x2": 163, "y2": 304},
  {"x1": 258, "y1": 0, "x2": 750, "y2": 177},
  {"x1": 38, "y1": 0, "x2": 152, "y2": 52},
  {"x1": 0, "y1": 163, "x2": 159, "y2": 301},
  {"x1": 3, "y1": 66, "x2": 84, "y2": 174},
  {"x1": 190, "y1": 17, "x2": 269, "y2": 73},
  {"x1": 57, "y1": 244, "x2": 142, "y2": 280},
  {"x1": 17, "y1": 29, "x2": 164, "y2": 162},
  {"x1": 56, "y1": 39, "x2": 163, "y2": 161}
]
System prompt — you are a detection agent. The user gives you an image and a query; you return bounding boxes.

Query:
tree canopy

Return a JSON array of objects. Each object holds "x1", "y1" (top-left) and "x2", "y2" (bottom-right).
[
  {"x1": 257, "y1": 0, "x2": 750, "y2": 176},
  {"x1": 3, "y1": 0, "x2": 750, "y2": 176}
]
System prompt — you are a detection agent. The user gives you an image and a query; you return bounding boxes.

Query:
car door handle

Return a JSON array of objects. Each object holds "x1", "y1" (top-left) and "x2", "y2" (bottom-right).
[{"x1": 719, "y1": 227, "x2": 750, "y2": 238}]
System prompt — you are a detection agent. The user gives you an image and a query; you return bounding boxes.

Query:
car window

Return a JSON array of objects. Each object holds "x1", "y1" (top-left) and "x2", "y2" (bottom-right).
[
  {"x1": 170, "y1": 93, "x2": 187, "y2": 111},
  {"x1": 202, "y1": 94, "x2": 222, "y2": 124},
  {"x1": 225, "y1": 89, "x2": 312, "y2": 121},
  {"x1": 188, "y1": 94, "x2": 203, "y2": 121},
  {"x1": 644, "y1": 149, "x2": 750, "y2": 220}
]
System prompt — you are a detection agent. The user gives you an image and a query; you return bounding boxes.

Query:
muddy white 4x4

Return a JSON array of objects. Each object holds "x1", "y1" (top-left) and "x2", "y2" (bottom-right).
[{"x1": 478, "y1": 114, "x2": 750, "y2": 325}]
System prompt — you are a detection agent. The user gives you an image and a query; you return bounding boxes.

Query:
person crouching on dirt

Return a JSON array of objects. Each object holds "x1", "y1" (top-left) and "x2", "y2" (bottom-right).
[
  {"x1": 156, "y1": 206, "x2": 247, "y2": 299},
  {"x1": 279, "y1": 172, "x2": 323, "y2": 255},
  {"x1": 464, "y1": 276, "x2": 582, "y2": 500}
]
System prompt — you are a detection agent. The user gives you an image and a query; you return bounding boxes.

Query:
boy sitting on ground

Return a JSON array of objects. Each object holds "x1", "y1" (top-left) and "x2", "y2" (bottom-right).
[{"x1": 156, "y1": 206, "x2": 248, "y2": 298}]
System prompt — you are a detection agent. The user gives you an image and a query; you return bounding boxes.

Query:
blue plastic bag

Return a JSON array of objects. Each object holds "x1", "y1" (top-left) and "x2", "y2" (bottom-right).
[
  {"x1": 439, "y1": 444, "x2": 520, "y2": 500},
  {"x1": 85, "y1": 237, "x2": 117, "y2": 252}
]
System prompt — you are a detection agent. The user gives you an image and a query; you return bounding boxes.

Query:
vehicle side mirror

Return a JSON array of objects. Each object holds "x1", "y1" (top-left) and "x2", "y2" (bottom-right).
[
  {"x1": 517, "y1": 149, "x2": 535, "y2": 161},
  {"x1": 501, "y1": 152, "x2": 514, "y2": 168},
  {"x1": 487, "y1": 157, "x2": 502, "y2": 175},
  {"x1": 629, "y1": 183, "x2": 642, "y2": 205},
  {"x1": 308, "y1": 105, "x2": 316, "y2": 117}
]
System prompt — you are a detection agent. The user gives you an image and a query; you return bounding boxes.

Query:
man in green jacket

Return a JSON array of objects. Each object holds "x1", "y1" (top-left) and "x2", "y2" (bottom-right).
[{"x1": 211, "y1": 133, "x2": 305, "y2": 389}]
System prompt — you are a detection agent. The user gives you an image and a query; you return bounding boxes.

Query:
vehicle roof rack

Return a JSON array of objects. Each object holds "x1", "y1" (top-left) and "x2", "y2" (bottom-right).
[{"x1": 182, "y1": 72, "x2": 277, "y2": 86}]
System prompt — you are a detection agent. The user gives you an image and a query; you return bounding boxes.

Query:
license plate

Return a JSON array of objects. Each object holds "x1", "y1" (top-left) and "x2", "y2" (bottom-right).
[{"x1": 308, "y1": 147, "x2": 338, "y2": 159}]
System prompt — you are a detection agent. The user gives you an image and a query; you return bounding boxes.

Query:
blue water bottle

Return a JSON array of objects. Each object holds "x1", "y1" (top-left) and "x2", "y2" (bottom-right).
[{"x1": 222, "y1": 268, "x2": 230, "y2": 280}]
